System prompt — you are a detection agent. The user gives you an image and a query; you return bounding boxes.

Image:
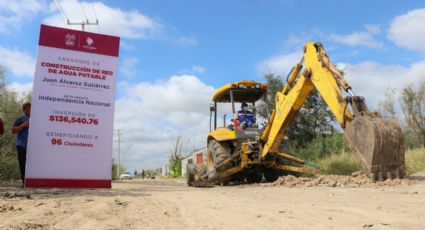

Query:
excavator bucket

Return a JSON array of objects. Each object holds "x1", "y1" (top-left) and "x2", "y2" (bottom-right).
[{"x1": 344, "y1": 116, "x2": 406, "y2": 182}]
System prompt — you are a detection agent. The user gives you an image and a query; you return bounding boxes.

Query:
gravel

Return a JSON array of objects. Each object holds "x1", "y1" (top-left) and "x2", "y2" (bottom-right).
[{"x1": 267, "y1": 174, "x2": 416, "y2": 188}]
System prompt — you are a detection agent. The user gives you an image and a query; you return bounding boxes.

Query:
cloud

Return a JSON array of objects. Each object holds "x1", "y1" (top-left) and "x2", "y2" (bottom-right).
[
  {"x1": 44, "y1": 0, "x2": 162, "y2": 39},
  {"x1": 119, "y1": 41, "x2": 135, "y2": 51},
  {"x1": 388, "y1": 8, "x2": 425, "y2": 52},
  {"x1": 0, "y1": 0, "x2": 46, "y2": 34},
  {"x1": 114, "y1": 75, "x2": 215, "y2": 170},
  {"x1": 177, "y1": 36, "x2": 198, "y2": 47},
  {"x1": 328, "y1": 24, "x2": 383, "y2": 48},
  {"x1": 179, "y1": 65, "x2": 206, "y2": 75},
  {"x1": 0, "y1": 0, "x2": 197, "y2": 47},
  {"x1": 119, "y1": 57, "x2": 138, "y2": 78},
  {"x1": 258, "y1": 47, "x2": 425, "y2": 115},
  {"x1": 257, "y1": 51, "x2": 302, "y2": 77},
  {"x1": 191, "y1": 65, "x2": 206, "y2": 74},
  {"x1": 5, "y1": 81, "x2": 33, "y2": 100},
  {"x1": 341, "y1": 60, "x2": 425, "y2": 109},
  {"x1": 0, "y1": 45, "x2": 35, "y2": 78},
  {"x1": 43, "y1": 0, "x2": 198, "y2": 47}
]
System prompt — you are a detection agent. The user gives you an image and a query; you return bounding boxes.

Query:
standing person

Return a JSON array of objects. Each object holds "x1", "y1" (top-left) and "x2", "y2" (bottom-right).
[{"x1": 12, "y1": 102, "x2": 31, "y2": 186}]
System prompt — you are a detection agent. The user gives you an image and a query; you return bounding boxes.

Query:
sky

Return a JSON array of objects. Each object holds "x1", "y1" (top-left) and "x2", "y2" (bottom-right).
[{"x1": 1, "y1": 0, "x2": 425, "y2": 171}]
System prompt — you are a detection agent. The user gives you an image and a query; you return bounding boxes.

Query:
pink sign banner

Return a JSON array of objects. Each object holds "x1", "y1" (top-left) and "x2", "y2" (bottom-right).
[{"x1": 25, "y1": 25, "x2": 120, "y2": 188}]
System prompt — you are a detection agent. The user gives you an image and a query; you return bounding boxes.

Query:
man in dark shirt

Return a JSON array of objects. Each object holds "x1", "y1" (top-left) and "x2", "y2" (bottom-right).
[{"x1": 12, "y1": 102, "x2": 31, "y2": 186}]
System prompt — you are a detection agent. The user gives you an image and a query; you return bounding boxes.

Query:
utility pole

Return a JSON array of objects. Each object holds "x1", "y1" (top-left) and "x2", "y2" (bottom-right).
[{"x1": 67, "y1": 19, "x2": 98, "y2": 31}]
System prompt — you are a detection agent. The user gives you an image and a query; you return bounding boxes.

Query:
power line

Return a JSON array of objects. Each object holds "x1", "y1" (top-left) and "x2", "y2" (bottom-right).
[
  {"x1": 53, "y1": 0, "x2": 71, "y2": 28},
  {"x1": 91, "y1": 0, "x2": 100, "y2": 33},
  {"x1": 78, "y1": 0, "x2": 92, "y2": 32},
  {"x1": 67, "y1": 0, "x2": 98, "y2": 31},
  {"x1": 79, "y1": 0, "x2": 89, "y2": 22}
]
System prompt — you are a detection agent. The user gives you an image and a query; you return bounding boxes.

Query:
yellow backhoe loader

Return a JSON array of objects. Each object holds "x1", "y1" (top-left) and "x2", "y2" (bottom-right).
[{"x1": 187, "y1": 42, "x2": 405, "y2": 186}]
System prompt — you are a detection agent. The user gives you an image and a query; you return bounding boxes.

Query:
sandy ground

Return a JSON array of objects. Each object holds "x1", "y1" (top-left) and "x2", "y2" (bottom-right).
[{"x1": 1, "y1": 176, "x2": 425, "y2": 230}]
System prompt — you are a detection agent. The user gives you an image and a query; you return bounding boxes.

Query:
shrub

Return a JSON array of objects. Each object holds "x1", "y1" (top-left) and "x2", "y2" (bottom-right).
[
  {"x1": 0, "y1": 153, "x2": 20, "y2": 180},
  {"x1": 318, "y1": 152, "x2": 362, "y2": 175},
  {"x1": 404, "y1": 131, "x2": 423, "y2": 150},
  {"x1": 169, "y1": 160, "x2": 182, "y2": 178},
  {"x1": 111, "y1": 158, "x2": 125, "y2": 180},
  {"x1": 291, "y1": 134, "x2": 346, "y2": 160},
  {"x1": 405, "y1": 148, "x2": 425, "y2": 174}
]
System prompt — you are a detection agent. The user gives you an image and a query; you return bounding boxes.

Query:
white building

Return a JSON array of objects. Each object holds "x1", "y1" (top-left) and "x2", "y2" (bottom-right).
[
  {"x1": 161, "y1": 165, "x2": 169, "y2": 177},
  {"x1": 181, "y1": 147, "x2": 207, "y2": 176},
  {"x1": 181, "y1": 155, "x2": 193, "y2": 177}
]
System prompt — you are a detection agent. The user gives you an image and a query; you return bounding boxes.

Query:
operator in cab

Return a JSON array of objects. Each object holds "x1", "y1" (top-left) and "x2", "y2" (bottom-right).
[{"x1": 237, "y1": 102, "x2": 254, "y2": 128}]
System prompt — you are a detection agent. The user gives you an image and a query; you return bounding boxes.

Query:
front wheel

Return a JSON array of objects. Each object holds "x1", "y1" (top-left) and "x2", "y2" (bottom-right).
[
  {"x1": 207, "y1": 139, "x2": 232, "y2": 184},
  {"x1": 186, "y1": 163, "x2": 196, "y2": 186}
]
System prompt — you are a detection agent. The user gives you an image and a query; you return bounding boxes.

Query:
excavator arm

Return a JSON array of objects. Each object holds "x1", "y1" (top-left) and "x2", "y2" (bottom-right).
[{"x1": 261, "y1": 42, "x2": 405, "y2": 181}]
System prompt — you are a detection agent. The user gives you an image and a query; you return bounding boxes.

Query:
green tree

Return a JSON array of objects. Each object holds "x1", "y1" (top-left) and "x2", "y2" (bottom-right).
[
  {"x1": 258, "y1": 73, "x2": 337, "y2": 154},
  {"x1": 257, "y1": 73, "x2": 284, "y2": 119},
  {"x1": 169, "y1": 135, "x2": 183, "y2": 178},
  {"x1": 400, "y1": 81, "x2": 425, "y2": 147},
  {"x1": 378, "y1": 88, "x2": 397, "y2": 118},
  {"x1": 111, "y1": 158, "x2": 126, "y2": 180},
  {"x1": 0, "y1": 66, "x2": 25, "y2": 180}
]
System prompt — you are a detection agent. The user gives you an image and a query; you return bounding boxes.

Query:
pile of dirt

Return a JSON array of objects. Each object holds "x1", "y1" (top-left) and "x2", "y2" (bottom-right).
[{"x1": 267, "y1": 174, "x2": 415, "y2": 188}]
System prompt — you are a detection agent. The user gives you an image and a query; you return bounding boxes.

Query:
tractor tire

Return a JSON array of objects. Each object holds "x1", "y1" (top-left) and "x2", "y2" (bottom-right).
[
  {"x1": 245, "y1": 171, "x2": 263, "y2": 184},
  {"x1": 186, "y1": 162, "x2": 196, "y2": 186},
  {"x1": 231, "y1": 172, "x2": 245, "y2": 183},
  {"x1": 207, "y1": 139, "x2": 232, "y2": 184},
  {"x1": 263, "y1": 169, "x2": 280, "y2": 182},
  {"x1": 196, "y1": 164, "x2": 207, "y2": 176}
]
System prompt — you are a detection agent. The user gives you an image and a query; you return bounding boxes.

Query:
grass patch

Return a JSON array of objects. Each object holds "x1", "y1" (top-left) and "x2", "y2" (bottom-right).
[
  {"x1": 316, "y1": 147, "x2": 425, "y2": 176},
  {"x1": 405, "y1": 148, "x2": 425, "y2": 175},
  {"x1": 317, "y1": 151, "x2": 362, "y2": 175}
]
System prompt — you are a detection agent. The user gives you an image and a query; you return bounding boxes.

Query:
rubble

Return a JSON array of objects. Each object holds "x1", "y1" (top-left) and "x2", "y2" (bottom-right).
[
  {"x1": 267, "y1": 174, "x2": 416, "y2": 188},
  {"x1": 4, "y1": 191, "x2": 32, "y2": 199}
]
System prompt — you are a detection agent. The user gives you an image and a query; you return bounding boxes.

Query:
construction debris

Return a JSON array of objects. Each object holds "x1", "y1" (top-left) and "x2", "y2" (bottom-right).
[
  {"x1": 114, "y1": 199, "x2": 128, "y2": 206},
  {"x1": 266, "y1": 174, "x2": 415, "y2": 188},
  {"x1": 4, "y1": 191, "x2": 32, "y2": 199}
]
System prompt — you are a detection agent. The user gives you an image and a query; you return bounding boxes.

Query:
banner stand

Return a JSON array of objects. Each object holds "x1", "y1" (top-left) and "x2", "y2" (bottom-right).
[{"x1": 25, "y1": 25, "x2": 120, "y2": 188}]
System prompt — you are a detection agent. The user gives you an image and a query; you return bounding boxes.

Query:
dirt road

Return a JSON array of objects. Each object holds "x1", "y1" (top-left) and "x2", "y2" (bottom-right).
[{"x1": 1, "y1": 177, "x2": 425, "y2": 230}]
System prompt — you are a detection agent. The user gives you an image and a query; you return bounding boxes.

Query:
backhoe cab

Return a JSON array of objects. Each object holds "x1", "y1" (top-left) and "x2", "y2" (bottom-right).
[
  {"x1": 208, "y1": 80, "x2": 266, "y2": 141},
  {"x1": 206, "y1": 81, "x2": 269, "y2": 184}
]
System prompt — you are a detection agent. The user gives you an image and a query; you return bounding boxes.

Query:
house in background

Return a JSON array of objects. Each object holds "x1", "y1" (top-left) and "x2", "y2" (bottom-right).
[
  {"x1": 161, "y1": 165, "x2": 169, "y2": 177},
  {"x1": 181, "y1": 147, "x2": 207, "y2": 176}
]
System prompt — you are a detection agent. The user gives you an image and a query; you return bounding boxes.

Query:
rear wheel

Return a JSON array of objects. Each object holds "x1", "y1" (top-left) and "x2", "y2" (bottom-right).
[
  {"x1": 245, "y1": 171, "x2": 263, "y2": 184},
  {"x1": 207, "y1": 140, "x2": 232, "y2": 184},
  {"x1": 263, "y1": 169, "x2": 280, "y2": 182}
]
